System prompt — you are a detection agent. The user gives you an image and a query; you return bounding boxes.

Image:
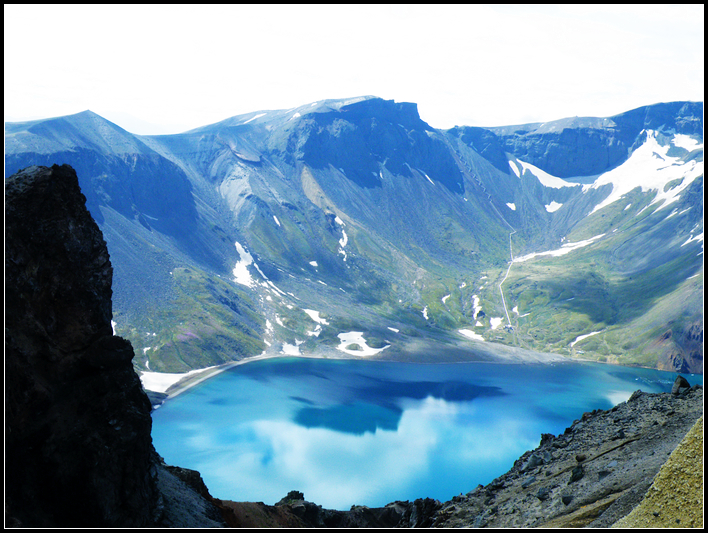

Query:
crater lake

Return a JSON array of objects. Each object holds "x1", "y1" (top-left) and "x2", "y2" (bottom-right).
[{"x1": 150, "y1": 357, "x2": 701, "y2": 510}]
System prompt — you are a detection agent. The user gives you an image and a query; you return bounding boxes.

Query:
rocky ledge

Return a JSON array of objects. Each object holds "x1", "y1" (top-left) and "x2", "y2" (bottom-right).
[
  {"x1": 431, "y1": 381, "x2": 703, "y2": 528},
  {"x1": 212, "y1": 491, "x2": 440, "y2": 528}
]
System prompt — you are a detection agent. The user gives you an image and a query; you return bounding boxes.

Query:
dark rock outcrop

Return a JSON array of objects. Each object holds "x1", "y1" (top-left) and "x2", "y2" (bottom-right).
[
  {"x1": 214, "y1": 491, "x2": 442, "y2": 528},
  {"x1": 5, "y1": 164, "x2": 225, "y2": 528},
  {"x1": 5, "y1": 164, "x2": 160, "y2": 526},
  {"x1": 656, "y1": 321, "x2": 704, "y2": 374}
]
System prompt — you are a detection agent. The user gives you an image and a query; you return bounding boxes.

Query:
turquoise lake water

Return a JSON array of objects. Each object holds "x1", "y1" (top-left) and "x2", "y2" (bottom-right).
[{"x1": 150, "y1": 357, "x2": 702, "y2": 510}]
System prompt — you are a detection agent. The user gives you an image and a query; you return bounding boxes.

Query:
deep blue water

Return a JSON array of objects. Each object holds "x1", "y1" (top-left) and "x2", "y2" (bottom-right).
[{"x1": 150, "y1": 357, "x2": 701, "y2": 510}]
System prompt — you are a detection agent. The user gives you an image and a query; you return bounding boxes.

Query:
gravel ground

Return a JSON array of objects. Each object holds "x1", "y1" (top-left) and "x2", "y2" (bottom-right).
[{"x1": 432, "y1": 385, "x2": 703, "y2": 528}]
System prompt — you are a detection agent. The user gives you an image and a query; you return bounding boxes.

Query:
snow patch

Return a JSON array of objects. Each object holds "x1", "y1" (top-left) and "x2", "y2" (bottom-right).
[
  {"x1": 681, "y1": 233, "x2": 703, "y2": 247},
  {"x1": 306, "y1": 326, "x2": 322, "y2": 337},
  {"x1": 281, "y1": 340, "x2": 304, "y2": 355},
  {"x1": 517, "y1": 159, "x2": 579, "y2": 189},
  {"x1": 472, "y1": 295, "x2": 482, "y2": 319},
  {"x1": 387, "y1": 327, "x2": 400, "y2": 333},
  {"x1": 508, "y1": 160, "x2": 521, "y2": 178},
  {"x1": 513, "y1": 234, "x2": 605, "y2": 263},
  {"x1": 242, "y1": 112, "x2": 266, "y2": 124},
  {"x1": 309, "y1": 260, "x2": 318, "y2": 267},
  {"x1": 334, "y1": 216, "x2": 348, "y2": 261},
  {"x1": 423, "y1": 306, "x2": 429, "y2": 320},
  {"x1": 459, "y1": 329, "x2": 485, "y2": 341},
  {"x1": 273, "y1": 215, "x2": 281, "y2": 227},
  {"x1": 587, "y1": 130, "x2": 703, "y2": 214},
  {"x1": 303, "y1": 309, "x2": 329, "y2": 325},
  {"x1": 490, "y1": 317, "x2": 504, "y2": 330},
  {"x1": 506, "y1": 203, "x2": 516, "y2": 211},
  {"x1": 442, "y1": 294, "x2": 451, "y2": 304},
  {"x1": 545, "y1": 201, "x2": 563, "y2": 213},
  {"x1": 233, "y1": 242, "x2": 255, "y2": 287},
  {"x1": 571, "y1": 330, "x2": 602, "y2": 348},
  {"x1": 672, "y1": 134, "x2": 702, "y2": 152},
  {"x1": 336, "y1": 331, "x2": 389, "y2": 356}
]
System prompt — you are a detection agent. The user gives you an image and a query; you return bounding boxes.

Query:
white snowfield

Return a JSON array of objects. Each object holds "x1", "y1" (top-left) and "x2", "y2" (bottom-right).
[
  {"x1": 513, "y1": 234, "x2": 605, "y2": 263},
  {"x1": 281, "y1": 341, "x2": 304, "y2": 355},
  {"x1": 233, "y1": 242, "x2": 255, "y2": 287},
  {"x1": 459, "y1": 329, "x2": 485, "y2": 341},
  {"x1": 335, "y1": 216, "x2": 348, "y2": 261},
  {"x1": 517, "y1": 159, "x2": 580, "y2": 189},
  {"x1": 671, "y1": 133, "x2": 702, "y2": 151},
  {"x1": 509, "y1": 160, "x2": 521, "y2": 178},
  {"x1": 545, "y1": 201, "x2": 563, "y2": 213},
  {"x1": 570, "y1": 330, "x2": 603, "y2": 348},
  {"x1": 303, "y1": 309, "x2": 329, "y2": 325},
  {"x1": 472, "y1": 295, "x2": 482, "y2": 320},
  {"x1": 336, "y1": 331, "x2": 389, "y2": 356},
  {"x1": 233, "y1": 241, "x2": 293, "y2": 299},
  {"x1": 681, "y1": 232, "x2": 703, "y2": 247},
  {"x1": 242, "y1": 112, "x2": 266, "y2": 124},
  {"x1": 585, "y1": 130, "x2": 703, "y2": 214}
]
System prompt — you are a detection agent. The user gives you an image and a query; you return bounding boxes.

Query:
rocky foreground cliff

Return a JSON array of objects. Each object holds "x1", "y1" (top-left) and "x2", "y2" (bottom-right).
[
  {"x1": 5, "y1": 165, "x2": 223, "y2": 527},
  {"x1": 4, "y1": 165, "x2": 703, "y2": 528}
]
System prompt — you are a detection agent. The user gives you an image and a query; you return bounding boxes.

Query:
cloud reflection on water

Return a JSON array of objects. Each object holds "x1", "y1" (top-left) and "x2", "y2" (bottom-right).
[
  {"x1": 152, "y1": 359, "x2": 700, "y2": 511},
  {"x1": 197, "y1": 395, "x2": 541, "y2": 510}
]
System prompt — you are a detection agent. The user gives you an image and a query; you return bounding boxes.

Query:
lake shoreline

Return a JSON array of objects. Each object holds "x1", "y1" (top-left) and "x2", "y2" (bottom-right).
[
  {"x1": 145, "y1": 342, "x2": 697, "y2": 408},
  {"x1": 146, "y1": 343, "x2": 571, "y2": 404}
]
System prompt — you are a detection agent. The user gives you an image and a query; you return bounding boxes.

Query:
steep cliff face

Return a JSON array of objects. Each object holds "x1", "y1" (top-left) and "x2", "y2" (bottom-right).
[{"x1": 5, "y1": 165, "x2": 159, "y2": 527}]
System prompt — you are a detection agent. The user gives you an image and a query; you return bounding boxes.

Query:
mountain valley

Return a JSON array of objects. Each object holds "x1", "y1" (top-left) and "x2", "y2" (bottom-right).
[{"x1": 5, "y1": 98, "x2": 703, "y2": 375}]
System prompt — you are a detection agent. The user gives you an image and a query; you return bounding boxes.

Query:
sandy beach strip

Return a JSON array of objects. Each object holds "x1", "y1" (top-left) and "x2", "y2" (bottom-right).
[{"x1": 141, "y1": 353, "x2": 281, "y2": 401}]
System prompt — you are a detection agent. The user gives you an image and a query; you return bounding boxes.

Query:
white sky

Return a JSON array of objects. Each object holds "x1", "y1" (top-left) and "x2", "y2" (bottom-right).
[{"x1": 4, "y1": 4, "x2": 704, "y2": 135}]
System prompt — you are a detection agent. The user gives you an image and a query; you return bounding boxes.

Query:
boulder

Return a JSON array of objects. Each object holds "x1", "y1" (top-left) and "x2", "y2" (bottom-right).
[{"x1": 671, "y1": 375, "x2": 691, "y2": 396}]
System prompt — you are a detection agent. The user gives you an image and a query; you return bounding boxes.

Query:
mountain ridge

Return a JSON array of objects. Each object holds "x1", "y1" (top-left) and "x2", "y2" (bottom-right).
[{"x1": 5, "y1": 97, "x2": 703, "y2": 374}]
